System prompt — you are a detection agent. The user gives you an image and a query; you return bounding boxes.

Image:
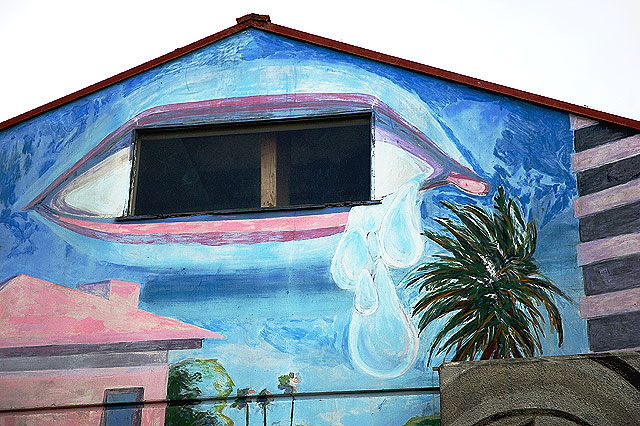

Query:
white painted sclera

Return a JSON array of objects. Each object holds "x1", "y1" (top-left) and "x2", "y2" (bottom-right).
[
  {"x1": 50, "y1": 148, "x2": 131, "y2": 217},
  {"x1": 373, "y1": 129, "x2": 434, "y2": 199}
]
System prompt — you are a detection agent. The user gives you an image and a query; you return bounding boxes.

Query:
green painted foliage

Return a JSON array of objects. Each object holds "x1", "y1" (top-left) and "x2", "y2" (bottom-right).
[
  {"x1": 165, "y1": 358, "x2": 235, "y2": 426},
  {"x1": 401, "y1": 416, "x2": 441, "y2": 426},
  {"x1": 403, "y1": 187, "x2": 570, "y2": 362}
]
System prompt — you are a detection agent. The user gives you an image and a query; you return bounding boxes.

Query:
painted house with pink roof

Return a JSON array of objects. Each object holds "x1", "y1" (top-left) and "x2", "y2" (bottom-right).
[{"x1": 0, "y1": 274, "x2": 220, "y2": 426}]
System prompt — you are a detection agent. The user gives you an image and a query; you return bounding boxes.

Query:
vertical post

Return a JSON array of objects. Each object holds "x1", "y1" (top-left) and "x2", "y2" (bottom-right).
[
  {"x1": 261, "y1": 133, "x2": 277, "y2": 207},
  {"x1": 276, "y1": 138, "x2": 290, "y2": 206}
]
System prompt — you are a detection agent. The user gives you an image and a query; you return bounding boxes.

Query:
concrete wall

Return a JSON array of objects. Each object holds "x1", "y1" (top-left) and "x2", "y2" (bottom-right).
[{"x1": 439, "y1": 351, "x2": 640, "y2": 425}]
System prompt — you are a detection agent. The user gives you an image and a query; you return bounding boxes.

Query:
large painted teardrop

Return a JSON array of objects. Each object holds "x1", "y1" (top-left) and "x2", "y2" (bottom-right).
[{"x1": 348, "y1": 261, "x2": 419, "y2": 378}]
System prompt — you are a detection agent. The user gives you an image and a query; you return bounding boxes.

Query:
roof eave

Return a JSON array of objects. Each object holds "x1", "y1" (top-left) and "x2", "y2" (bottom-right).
[
  {"x1": 0, "y1": 338, "x2": 207, "y2": 358},
  {"x1": 1, "y1": 13, "x2": 638, "y2": 131}
]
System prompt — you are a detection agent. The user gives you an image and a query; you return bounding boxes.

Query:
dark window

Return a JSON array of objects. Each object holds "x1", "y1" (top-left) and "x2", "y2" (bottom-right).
[
  {"x1": 130, "y1": 115, "x2": 371, "y2": 216},
  {"x1": 101, "y1": 387, "x2": 143, "y2": 426}
]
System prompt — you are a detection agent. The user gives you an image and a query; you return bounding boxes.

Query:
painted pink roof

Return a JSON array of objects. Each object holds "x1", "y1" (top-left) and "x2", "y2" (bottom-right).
[{"x1": 0, "y1": 274, "x2": 222, "y2": 349}]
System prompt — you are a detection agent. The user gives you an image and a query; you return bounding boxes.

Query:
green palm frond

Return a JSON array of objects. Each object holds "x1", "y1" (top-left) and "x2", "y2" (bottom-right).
[{"x1": 403, "y1": 186, "x2": 571, "y2": 362}]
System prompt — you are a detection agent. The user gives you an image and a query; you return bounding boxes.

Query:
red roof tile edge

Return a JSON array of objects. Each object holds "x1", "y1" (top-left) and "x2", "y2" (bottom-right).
[{"x1": 1, "y1": 13, "x2": 638, "y2": 131}]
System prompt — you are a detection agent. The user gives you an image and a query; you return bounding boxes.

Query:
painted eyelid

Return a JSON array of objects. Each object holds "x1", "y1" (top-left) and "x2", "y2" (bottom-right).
[
  {"x1": 26, "y1": 93, "x2": 378, "y2": 217},
  {"x1": 28, "y1": 93, "x2": 488, "y2": 220},
  {"x1": 42, "y1": 126, "x2": 448, "y2": 219}
]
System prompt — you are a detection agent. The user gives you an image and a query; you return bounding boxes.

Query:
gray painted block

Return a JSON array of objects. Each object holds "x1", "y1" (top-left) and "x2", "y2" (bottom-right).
[
  {"x1": 577, "y1": 154, "x2": 640, "y2": 195},
  {"x1": 579, "y1": 200, "x2": 640, "y2": 242},
  {"x1": 439, "y1": 352, "x2": 640, "y2": 426},
  {"x1": 588, "y1": 311, "x2": 640, "y2": 352},
  {"x1": 574, "y1": 123, "x2": 638, "y2": 152},
  {"x1": 582, "y1": 254, "x2": 640, "y2": 296}
]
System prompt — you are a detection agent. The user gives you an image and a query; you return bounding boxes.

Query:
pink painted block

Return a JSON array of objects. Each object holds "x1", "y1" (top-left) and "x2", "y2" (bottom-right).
[
  {"x1": 0, "y1": 365, "x2": 168, "y2": 409},
  {"x1": 0, "y1": 407, "x2": 103, "y2": 426},
  {"x1": 580, "y1": 287, "x2": 640, "y2": 319},
  {"x1": 576, "y1": 232, "x2": 640, "y2": 266},
  {"x1": 573, "y1": 178, "x2": 640, "y2": 218},
  {"x1": 572, "y1": 134, "x2": 640, "y2": 173},
  {"x1": 0, "y1": 365, "x2": 168, "y2": 425}
]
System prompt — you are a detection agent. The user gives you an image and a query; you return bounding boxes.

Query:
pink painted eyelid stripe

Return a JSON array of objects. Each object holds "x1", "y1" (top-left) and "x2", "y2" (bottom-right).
[
  {"x1": 76, "y1": 226, "x2": 345, "y2": 246},
  {"x1": 135, "y1": 92, "x2": 377, "y2": 117},
  {"x1": 58, "y1": 211, "x2": 350, "y2": 235},
  {"x1": 48, "y1": 214, "x2": 346, "y2": 245}
]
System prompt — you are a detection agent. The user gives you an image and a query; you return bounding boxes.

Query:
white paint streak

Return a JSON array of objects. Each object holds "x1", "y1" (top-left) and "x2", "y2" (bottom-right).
[
  {"x1": 373, "y1": 132, "x2": 433, "y2": 199},
  {"x1": 52, "y1": 148, "x2": 131, "y2": 217}
]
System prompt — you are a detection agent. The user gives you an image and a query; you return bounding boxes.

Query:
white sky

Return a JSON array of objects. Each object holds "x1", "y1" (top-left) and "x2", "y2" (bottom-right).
[{"x1": 1, "y1": 0, "x2": 639, "y2": 124}]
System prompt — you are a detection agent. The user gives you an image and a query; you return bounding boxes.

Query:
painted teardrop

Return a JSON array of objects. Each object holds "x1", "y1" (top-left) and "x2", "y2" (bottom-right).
[{"x1": 348, "y1": 261, "x2": 419, "y2": 378}]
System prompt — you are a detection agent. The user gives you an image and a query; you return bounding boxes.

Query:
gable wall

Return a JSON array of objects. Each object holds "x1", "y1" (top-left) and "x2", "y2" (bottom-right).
[{"x1": 2, "y1": 27, "x2": 632, "y2": 425}]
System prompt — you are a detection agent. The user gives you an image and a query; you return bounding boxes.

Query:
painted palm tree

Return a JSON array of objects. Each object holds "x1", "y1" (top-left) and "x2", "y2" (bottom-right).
[
  {"x1": 403, "y1": 186, "x2": 570, "y2": 361},
  {"x1": 231, "y1": 388, "x2": 255, "y2": 426},
  {"x1": 256, "y1": 389, "x2": 274, "y2": 426},
  {"x1": 278, "y1": 372, "x2": 301, "y2": 426}
]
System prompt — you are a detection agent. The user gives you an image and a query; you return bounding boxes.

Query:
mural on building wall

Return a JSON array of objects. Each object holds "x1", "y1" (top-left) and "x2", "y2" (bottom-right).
[{"x1": 0, "y1": 28, "x2": 586, "y2": 425}]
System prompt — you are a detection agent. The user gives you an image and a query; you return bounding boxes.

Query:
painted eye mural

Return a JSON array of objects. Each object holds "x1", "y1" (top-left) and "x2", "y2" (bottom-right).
[
  {"x1": 25, "y1": 93, "x2": 489, "y2": 275},
  {"x1": 20, "y1": 93, "x2": 490, "y2": 385},
  {"x1": 3, "y1": 19, "x2": 626, "y2": 426}
]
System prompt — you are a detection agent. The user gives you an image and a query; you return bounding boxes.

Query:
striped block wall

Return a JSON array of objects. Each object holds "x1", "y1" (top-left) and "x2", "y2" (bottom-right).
[{"x1": 571, "y1": 115, "x2": 640, "y2": 352}]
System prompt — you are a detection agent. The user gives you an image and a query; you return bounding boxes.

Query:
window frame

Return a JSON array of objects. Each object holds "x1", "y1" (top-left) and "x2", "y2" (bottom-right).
[
  {"x1": 100, "y1": 387, "x2": 144, "y2": 426},
  {"x1": 123, "y1": 112, "x2": 377, "y2": 220}
]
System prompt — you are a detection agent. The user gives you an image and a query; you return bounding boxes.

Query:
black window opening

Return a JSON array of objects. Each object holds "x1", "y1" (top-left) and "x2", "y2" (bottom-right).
[{"x1": 130, "y1": 115, "x2": 372, "y2": 217}]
